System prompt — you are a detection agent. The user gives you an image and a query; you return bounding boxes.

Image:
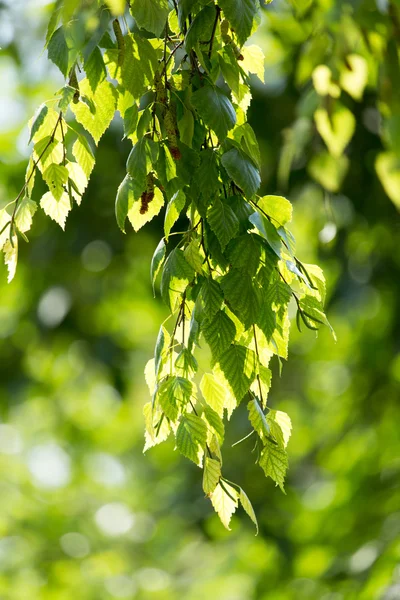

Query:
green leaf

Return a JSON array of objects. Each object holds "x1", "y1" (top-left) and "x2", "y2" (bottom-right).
[
  {"x1": 184, "y1": 240, "x2": 204, "y2": 274},
  {"x1": 15, "y1": 198, "x2": 37, "y2": 234},
  {"x1": 128, "y1": 186, "x2": 164, "y2": 232},
  {"x1": 164, "y1": 190, "x2": 186, "y2": 240},
  {"x1": 248, "y1": 397, "x2": 270, "y2": 440},
  {"x1": 42, "y1": 163, "x2": 69, "y2": 201},
  {"x1": 197, "y1": 149, "x2": 221, "y2": 198},
  {"x1": 239, "y1": 487, "x2": 258, "y2": 534},
  {"x1": 3, "y1": 237, "x2": 18, "y2": 284},
  {"x1": 185, "y1": 6, "x2": 216, "y2": 53},
  {"x1": 250, "y1": 364, "x2": 271, "y2": 407},
  {"x1": 33, "y1": 136, "x2": 63, "y2": 172},
  {"x1": 72, "y1": 135, "x2": 95, "y2": 179},
  {"x1": 267, "y1": 409, "x2": 292, "y2": 449},
  {"x1": 154, "y1": 325, "x2": 169, "y2": 379},
  {"x1": 40, "y1": 190, "x2": 71, "y2": 230},
  {"x1": 161, "y1": 248, "x2": 195, "y2": 309},
  {"x1": 176, "y1": 413, "x2": 207, "y2": 465},
  {"x1": 221, "y1": 148, "x2": 260, "y2": 198},
  {"x1": 203, "y1": 405, "x2": 225, "y2": 442},
  {"x1": 233, "y1": 123, "x2": 261, "y2": 170},
  {"x1": 123, "y1": 104, "x2": 139, "y2": 139},
  {"x1": 257, "y1": 195, "x2": 292, "y2": 226},
  {"x1": 249, "y1": 212, "x2": 282, "y2": 258},
  {"x1": 210, "y1": 481, "x2": 238, "y2": 530},
  {"x1": 241, "y1": 44, "x2": 265, "y2": 83},
  {"x1": 29, "y1": 104, "x2": 48, "y2": 145},
  {"x1": 115, "y1": 175, "x2": 133, "y2": 232},
  {"x1": 143, "y1": 402, "x2": 170, "y2": 451},
  {"x1": 192, "y1": 85, "x2": 236, "y2": 141},
  {"x1": 259, "y1": 438, "x2": 288, "y2": 492},
  {"x1": 85, "y1": 46, "x2": 107, "y2": 93},
  {"x1": 207, "y1": 198, "x2": 239, "y2": 251},
  {"x1": 158, "y1": 376, "x2": 192, "y2": 421},
  {"x1": 201, "y1": 278, "x2": 223, "y2": 319},
  {"x1": 299, "y1": 295, "x2": 336, "y2": 339},
  {"x1": 218, "y1": 344, "x2": 256, "y2": 401},
  {"x1": 221, "y1": 268, "x2": 260, "y2": 329},
  {"x1": 227, "y1": 234, "x2": 261, "y2": 276},
  {"x1": 203, "y1": 457, "x2": 221, "y2": 495},
  {"x1": 178, "y1": 109, "x2": 194, "y2": 147},
  {"x1": 114, "y1": 34, "x2": 158, "y2": 99},
  {"x1": 218, "y1": 0, "x2": 259, "y2": 46},
  {"x1": 70, "y1": 78, "x2": 117, "y2": 145},
  {"x1": 57, "y1": 85, "x2": 76, "y2": 112},
  {"x1": 202, "y1": 310, "x2": 236, "y2": 363},
  {"x1": 266, "y1": 277, "x2": 292, "y2": 317},
  {"x1": 151, "y1": 238, "x2": 166, "y2": 296},
  {"x1": 219, "y1": 45, "x2": 241, "y2": 97},
  {"x1": 47, "y1": 26, "x2": 69, "y2": 77},
  {"x1": 200, "y1": 373, "x2": 226, "y2": 418},
  {"x1": 126, "y1": 138, "x2": 158, "y2": 189},
  {"x1": 130, "y1": 0, "x2": 169, "y2": 36}
]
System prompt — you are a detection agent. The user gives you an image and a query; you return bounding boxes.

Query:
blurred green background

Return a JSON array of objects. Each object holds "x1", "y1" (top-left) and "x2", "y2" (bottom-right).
[{"x1": 1, "y1": 1, "x2": 400, "y2": 599}]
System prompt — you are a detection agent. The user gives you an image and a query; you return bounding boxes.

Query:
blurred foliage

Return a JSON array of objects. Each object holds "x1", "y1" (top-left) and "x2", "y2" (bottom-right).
[{"x1": 0, "y1": 0, "x2": 400, "y2": 599}]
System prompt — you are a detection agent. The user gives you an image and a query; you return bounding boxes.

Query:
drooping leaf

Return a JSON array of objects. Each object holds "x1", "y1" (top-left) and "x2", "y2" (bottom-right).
[
  {"x1": 210, "y1": 481, "x2": 238, "y2": 530},
  {"x1": 201, "y1": 278, "x2": 223, "y2": 319},
  {"x1": 200, "y1": 373, "x2": 226, "y2": 418},
  {"x1": 218, "y1": 0, "x2": 259, "y2": 46},
  {"x1": 72, "y1": 135, "x2": 95, "y2": 179},
  {"x1": 28, "y1": 104, "x2": 48, "y2": 145},
  {"x1": 203, "y1": 457, "x2": 221, "y2": 495},
  {"x1": 176, "y1": 413, "x2": 207, "y2": 465},
  {"x1": 218, "y1": 344, "x2": 256, "y2": 401},
  {"x1": 239, "y1": 487, "x2": 258, "y2": 534},
  {"x1": 221, "y1": 267, "x2": 260, "y2": 329},
  {"x1": 151, "y1": 238, "x2": 166, "y2": 295},
  {"x1": 248, "y1": 397, "x2": 270, "y2": 440},
  {"x1": 202, "y1": 310, "x2": 236, "y2": 363},
  {"x1": 192, "y1": 85, "x2": 236, "y2": 141},
  {"x1": 47, "y1": 26, "x2": 69, "y2": 77},
  {"x1": 161, "y1": 248, "x2": 195, "y2": 309},
  {"x1": 40, "y1": 190, "x2": 71, "y2": 230},
  {"x1": 42, "y1": 163, "x2": 69, "y2": 201},
  {"x1": 15, "y1": 198, "x2": 37, "y2": 234},
  {"x1": 221, "y1": 147, "x2": 260, "y2": 198},
  {"x1": 85, "y1": 46, "x2": 107, "y2": 93},
  {"x1": 70, "y1": 78, "x2": 117, "y2": 145},
  {"x1": 164, "y1": 190, "x2": 186, "y2": 240},
  {"x1": 257, "y1": 195, "x2": 293, "y2": 226},
  {"x1": 130, "y1": 0, "x2": 170, "y2": 36},
  {"x1": 207, "y1": 198, "x2": 239, "y2": 251},
  {"x1": 259, "y1": 438, "x2": 288, "y2": 492}
]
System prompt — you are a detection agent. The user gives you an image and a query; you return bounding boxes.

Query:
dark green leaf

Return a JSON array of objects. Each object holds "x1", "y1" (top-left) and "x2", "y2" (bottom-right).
[
  {"x1": 207, "y1": 198, "x2": 239, "y2": 250},
  {"x1": 47, "y1": 27, "x2": 69, "y2": 77},
  {"x1": 151, "y1": 238, "x2": 166, "y2": 295},
  {"x1": 192, "y1": 85, "x2": 236, "y2": 141},
  {"x1": 221, "y1": 148, "x2": 260, "y2": 197}
]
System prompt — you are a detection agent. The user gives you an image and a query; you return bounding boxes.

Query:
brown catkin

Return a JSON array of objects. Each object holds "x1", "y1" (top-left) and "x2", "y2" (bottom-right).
[{"x1": 140, "y1": 173, "x2": 155, "y2": 214}]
